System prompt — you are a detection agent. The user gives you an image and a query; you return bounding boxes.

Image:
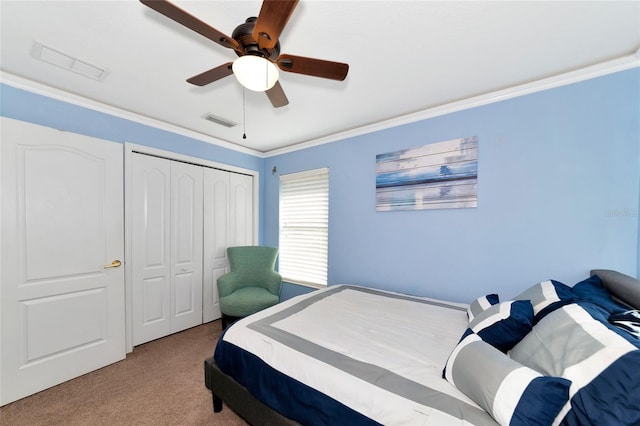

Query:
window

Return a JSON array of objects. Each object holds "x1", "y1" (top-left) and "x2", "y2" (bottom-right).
[{"x1": 279, "y1": 168, "x2": 329, "y2": 287}]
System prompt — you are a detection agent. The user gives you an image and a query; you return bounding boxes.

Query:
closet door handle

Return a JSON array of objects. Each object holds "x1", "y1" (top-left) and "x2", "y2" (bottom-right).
[{"x1": 104, "y1": 260, "x2": 122, "y2": 269}]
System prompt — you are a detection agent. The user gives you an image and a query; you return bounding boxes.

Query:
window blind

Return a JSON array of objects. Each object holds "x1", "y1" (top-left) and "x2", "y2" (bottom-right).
[{"x1": 279, "y1": 168, "x2": 329, "y2": 286}]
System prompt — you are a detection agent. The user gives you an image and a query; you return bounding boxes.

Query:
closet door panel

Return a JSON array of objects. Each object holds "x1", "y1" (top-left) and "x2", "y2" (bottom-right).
[
  {"x1": 142, "y1": 276, "x2": 168, "y2": 323},
  {"x1": 131, "y1": 154, "x2": 171, "y2": 345},
  {"x1": 170, "y1": 161, "x2": 203, "y2": 333},
  {"x1": 202, "y1": 169, "x2": 229, "y2": 322}
]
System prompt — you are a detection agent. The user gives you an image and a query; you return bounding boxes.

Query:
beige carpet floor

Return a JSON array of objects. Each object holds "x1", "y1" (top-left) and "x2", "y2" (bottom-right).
[{"x1": 0, "y1": 320, "x2": 247, "y2": 426}]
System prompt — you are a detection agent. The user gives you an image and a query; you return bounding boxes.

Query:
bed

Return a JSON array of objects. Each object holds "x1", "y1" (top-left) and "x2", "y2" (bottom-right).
[{"x1": 204, "y1": 269, "x2": 640, "y2": 425}]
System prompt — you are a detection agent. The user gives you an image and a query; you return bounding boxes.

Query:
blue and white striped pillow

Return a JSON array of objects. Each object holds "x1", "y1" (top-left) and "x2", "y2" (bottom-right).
[
  {"x1": 443, "y1": 331, "x2": 571, "y2": 426},
  {"x1": 468, "y1": 300, "x2": 534, "y2": 352},
  {"x1": 467, "y1": 294, "x2": 499, "y2": 322}
]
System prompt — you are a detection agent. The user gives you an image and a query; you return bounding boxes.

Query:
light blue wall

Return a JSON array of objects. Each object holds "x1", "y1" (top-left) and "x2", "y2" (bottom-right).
[
  {"x1": 0, "y1": 83, "x2": 266, "y2": 243},
  {"x1": 265, "y1": 69, "x2": 640, "y2": 303},
  {"x1": 3, "y1": 68, "x2": 639, "y2": 304}
]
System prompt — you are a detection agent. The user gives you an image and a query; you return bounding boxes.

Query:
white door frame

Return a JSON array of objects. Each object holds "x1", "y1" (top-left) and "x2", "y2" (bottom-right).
[{"x1": 124, "y1": 142, "x2": 259, "y2": 353}]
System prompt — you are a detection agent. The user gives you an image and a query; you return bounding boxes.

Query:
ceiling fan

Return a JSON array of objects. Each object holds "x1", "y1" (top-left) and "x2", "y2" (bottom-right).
[{"x1": 139, "y1": 0, "x2": 349, "y2": 108}]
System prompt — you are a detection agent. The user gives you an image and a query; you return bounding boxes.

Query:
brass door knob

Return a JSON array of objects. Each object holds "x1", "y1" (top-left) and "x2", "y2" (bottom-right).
[{"x1": 104, "y1": 260, "x2": 122, "y2": 269}]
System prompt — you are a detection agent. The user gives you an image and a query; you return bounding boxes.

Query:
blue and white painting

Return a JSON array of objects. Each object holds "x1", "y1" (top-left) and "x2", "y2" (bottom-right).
[{"x1": 376, "y1": 137, "x2": 478, "y2": 211}]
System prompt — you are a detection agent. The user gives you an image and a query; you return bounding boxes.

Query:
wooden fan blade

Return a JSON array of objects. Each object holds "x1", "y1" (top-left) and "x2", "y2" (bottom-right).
[
  {"x1": 140, "y1": 0, "x2": 239, "y2": 50},
  {"x1": 253, "y1": 0, "x2": 299, "y2": 50},
  {"x1": 277, "y1": 54, "x2": 349, "y2": 81},
  {"x1": 266, "y1": 81, "x2": 289, "y2": 108},
  {"x1": 186, "y1": 62, "x2": 234, "y2": 86}
]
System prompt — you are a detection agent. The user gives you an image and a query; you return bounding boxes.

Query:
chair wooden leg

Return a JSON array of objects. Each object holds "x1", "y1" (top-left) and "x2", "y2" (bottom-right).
[
  {"x1": 221, "y1": 314, "x2": 242, "y2": 330},
  {"x1": 221, "y1": 314, "x2": 228, "y2": 330}
]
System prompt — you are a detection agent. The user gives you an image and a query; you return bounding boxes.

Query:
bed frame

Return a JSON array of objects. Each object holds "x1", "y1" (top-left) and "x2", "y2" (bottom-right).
[{"x1": 204, "y1": 356, "x2": 299, "y2": 425}]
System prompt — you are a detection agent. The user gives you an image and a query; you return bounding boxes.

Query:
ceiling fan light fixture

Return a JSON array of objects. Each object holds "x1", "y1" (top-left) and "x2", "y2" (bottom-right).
[{"x1": 232, "y1": 55, "x2": 279, "y2": 92}]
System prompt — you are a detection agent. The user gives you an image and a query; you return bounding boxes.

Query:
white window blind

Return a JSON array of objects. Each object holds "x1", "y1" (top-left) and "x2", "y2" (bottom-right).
[{"x1": 279, "y1": 168, "x2": 329, "y2": 287}]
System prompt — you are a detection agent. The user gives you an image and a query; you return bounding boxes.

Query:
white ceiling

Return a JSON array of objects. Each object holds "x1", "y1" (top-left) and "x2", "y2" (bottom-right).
[{"x1": 1, "y1": 1, "x2": 639, "y2": 154}]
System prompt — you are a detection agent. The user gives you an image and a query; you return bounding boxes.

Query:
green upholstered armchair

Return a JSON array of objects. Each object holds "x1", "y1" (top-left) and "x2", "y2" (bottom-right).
[{"x1": 217, "y1": 246, "x2": 282, "y2": 329}]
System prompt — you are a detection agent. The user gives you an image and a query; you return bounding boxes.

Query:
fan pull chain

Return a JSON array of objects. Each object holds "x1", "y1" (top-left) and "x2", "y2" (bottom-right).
[{"x1": 242, "y1": 87, "x2": 247, "y2": 140}]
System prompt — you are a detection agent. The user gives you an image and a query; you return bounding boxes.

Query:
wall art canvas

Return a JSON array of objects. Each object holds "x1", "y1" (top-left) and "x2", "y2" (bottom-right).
[{"x1": 376, "y1": 136, "x2": 478, "y2": 211}]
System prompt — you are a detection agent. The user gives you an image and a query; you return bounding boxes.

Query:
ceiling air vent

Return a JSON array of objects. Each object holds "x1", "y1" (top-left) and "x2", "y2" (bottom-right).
[
  {"x1": 32, "y1": 41, "x2": 109, "y2": 81},
  {"x1": 202, "y1": 113, "x2": 237, "y2": 128}
]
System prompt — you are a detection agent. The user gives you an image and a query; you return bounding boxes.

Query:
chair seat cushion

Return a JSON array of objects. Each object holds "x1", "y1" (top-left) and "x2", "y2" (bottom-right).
[{"x1": 220, "y1": 286, "x2": 280, "y2": 317}]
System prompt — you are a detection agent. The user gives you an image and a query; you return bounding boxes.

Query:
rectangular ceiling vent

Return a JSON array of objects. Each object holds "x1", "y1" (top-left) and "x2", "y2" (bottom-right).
[
  {"x1": 31, "y1": 41, "x2": 109, "y2": 81},
  {"x1": 202, "y1": 113, "x2": 237, "y2": 128}
]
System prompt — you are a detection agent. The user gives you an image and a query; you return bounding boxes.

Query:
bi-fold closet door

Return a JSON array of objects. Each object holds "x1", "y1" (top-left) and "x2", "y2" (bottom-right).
[
  {"x1": 130, "y1": 153, "x2": 254, "y2": 345},
  {"x1": 131, "y1": 154, "x2": 204, "y2": 346}
]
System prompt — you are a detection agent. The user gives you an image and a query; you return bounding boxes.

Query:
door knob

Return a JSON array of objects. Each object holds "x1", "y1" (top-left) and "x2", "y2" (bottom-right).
[{"x1": 104, "y1": 260, "x2": 122, "y2": 269}]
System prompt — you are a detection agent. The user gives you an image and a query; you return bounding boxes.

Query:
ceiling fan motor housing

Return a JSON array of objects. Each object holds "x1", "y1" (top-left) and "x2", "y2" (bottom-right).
[{"x1": 232, "y1": 17, "x2": 280, "y2": 60}]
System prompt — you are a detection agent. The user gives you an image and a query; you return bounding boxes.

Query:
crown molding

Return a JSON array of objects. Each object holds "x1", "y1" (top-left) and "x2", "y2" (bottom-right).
[
  {"x1": 2, "y1": 50, "x2": 639, "y2": 160},
  {"x1": 266, "y1": 51, "x2": 640, "y2": 157},
  {"x1": 0, "y1": 71, "x2": 265, "y2": 157}
]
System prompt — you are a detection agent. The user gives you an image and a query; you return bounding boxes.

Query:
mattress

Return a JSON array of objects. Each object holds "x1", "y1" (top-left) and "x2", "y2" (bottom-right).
[{"x1": 214, "y1": 284, "x2": 499, "y2": 425}]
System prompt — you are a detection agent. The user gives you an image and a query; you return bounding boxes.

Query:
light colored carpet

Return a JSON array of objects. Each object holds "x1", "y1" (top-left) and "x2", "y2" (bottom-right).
[{"x1": 0, "y1": 320, "x2": 247, "y2": 426}]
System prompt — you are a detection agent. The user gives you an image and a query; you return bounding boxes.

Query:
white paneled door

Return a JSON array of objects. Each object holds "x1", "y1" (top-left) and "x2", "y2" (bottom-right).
[
  {"x1": 0, "y1": 117, "x2": 126, "y2": 405},
  {"x1": 130, "y1": 154, "x2": 203, "y2": 345}
]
